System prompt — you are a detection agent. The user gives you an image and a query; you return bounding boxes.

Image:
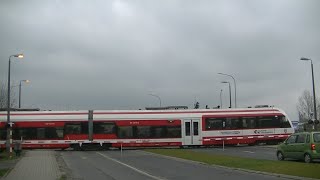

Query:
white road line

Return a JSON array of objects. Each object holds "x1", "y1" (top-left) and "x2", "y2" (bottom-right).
[
  {"x1": 96, "y1": 152, "x2": 166, "y2": 180},
  {"x1": 243, "y1": 151, "x2": 255, "y2": 154},
  {"x1": 249, "y1": 146, "x2": 277, "y2": 150}
]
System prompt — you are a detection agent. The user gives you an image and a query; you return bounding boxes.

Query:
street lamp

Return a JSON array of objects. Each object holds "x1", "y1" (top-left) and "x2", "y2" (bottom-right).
[
  {"x1": 19, "y1": 80, "x2": 30, "y2": 108},
  {"x1": 218, "y1": 73, "x2": 237, "y2": 108},
  {"x1": 148, "y1": 94, "x2": 162, "y2": 107},
  {"x1": 7, "y1": 53, "x2": 24, "y2": 158},
  {"x1": 300, "y1": 57, "x2": 319, "y2": 128},
  {"x1": 221, "y1": 81, "x2": 232, "y2": 108},
  {"x1": 220, "y1": 89, "x2": 223, "y2": 108}
]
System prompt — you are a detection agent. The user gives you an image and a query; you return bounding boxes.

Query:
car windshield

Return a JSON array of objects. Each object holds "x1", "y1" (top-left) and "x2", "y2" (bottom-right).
[{"x1": 314, "y1": 133, "x2": 320, "y2": 143}]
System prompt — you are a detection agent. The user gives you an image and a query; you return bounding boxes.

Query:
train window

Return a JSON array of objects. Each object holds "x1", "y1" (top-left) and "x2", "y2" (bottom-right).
[
  {"x1": 56, "y1": 128, "x2": 64, "y2": 138},
  {"x1": 205, "y1": 118, "x2": 224, "y2": 130},
  {"x1": 13, "y1": 127, "x2": 63, "y2": 140},
  {"x1": 81, "y1": 123, "x2": 88, "y2": 134},
  {"x1": 13, "y1": 128, "x2": 37, "y2": 140},
  {"x1": 225, "y1": 118, "x2": 240, "y2": 129},
  {"x1": 118, "y1": 126, "x2": 133, "y2": 138},
  {"x1": 241, "y1": 117, "x2": 256, "y2": 129},
  {"x1": 136, "y1": 126, "x2": 152, "y2": 138},
  {"x1": 167, "y1": 126, "x2": 181, "y2": 138},
  {"x1": 151, "y1": 126, "x2": 166, "y2": 138},
  {"x1": 24, "y1": 129, "x2": 37, "y2": 139},
  {"x1": 257, "y1": 116, "x2": 277, "y2": 128},
  {"x1": 193, "y1": 122, "x2": 199, "y2": 135},
  {"x1": 185, "y1": 122, "x2": 190, "y2": 136},
  {"x1": 279, "y1": 116, "x2": 291, "y2": 128},
  {"x1": 117, "y1": 125, "x2": 181, "y2": 139},
  {"x1": 65, "y1": 123, "x2": 81, "y2": 134},
  {"x1": 45, "y1": 127, "x2": 63, "y2": 139},
  {"x1": 0, "y1": 129, "x2": 6, "y2": 140},
  {"x1": 37, "y1": 128, "x2": 46, "y2": 139},
  {"x1": 93, "y1": 122, "x2": 115, "y2": 134},
  {"x1": 272, "y1": 116, "x2": 281, "y2": 127}
]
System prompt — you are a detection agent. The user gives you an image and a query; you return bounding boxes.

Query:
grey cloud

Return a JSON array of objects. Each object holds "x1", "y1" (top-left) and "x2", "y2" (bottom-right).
[{"x1": 1, "y1": 0, "x2": 320, "y2": 121}]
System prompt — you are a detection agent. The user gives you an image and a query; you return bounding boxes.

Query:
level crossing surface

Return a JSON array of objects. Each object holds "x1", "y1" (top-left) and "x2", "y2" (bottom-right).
[
  {"x1": 3, "y1": 148, "x2": 306, "y2": 180},
  {"x1": 61, "y1": 149, "x2": 290, "y2": 180}
]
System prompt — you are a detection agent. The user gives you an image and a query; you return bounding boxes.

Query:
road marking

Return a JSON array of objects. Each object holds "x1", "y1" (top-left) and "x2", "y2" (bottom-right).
[
  {"x1": 96, "y1": 152, "x2": 166, "y2": 180},
  {"x1": 250, "y1": 145, "x2": 277, "y2": 150},
  {"x1": 243, "y1": 151, "x2": 255, "y2": 154}
]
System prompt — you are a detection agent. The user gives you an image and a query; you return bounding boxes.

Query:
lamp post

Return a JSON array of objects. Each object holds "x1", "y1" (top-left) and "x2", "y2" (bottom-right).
[
  {"x1": 7, "y1": 54, "x2": 24, "y2": 158},
  {"x1": 19, "y1": 80, "x2": 30, "y2": 108},
  {"x1": 148, "y1": 94, "x2": 162, "y2": 107},
  {"x1": 300, "y1": 57, "x2": 318, "y2": 129},
  {"x1": 221, "y1": 81, "x2": 232, "y2": 108},
  {"x1": 218, "y1": 73, "x2": 237, "y2": 108},
  {"x1": 220, "y1": 89, "x2": 223, "y2": 108}
]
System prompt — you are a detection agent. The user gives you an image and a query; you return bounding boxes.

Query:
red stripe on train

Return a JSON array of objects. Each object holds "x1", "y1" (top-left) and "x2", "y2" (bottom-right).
[{"x1": 0, "y1": 109, "x2": 280, "y2": 116}]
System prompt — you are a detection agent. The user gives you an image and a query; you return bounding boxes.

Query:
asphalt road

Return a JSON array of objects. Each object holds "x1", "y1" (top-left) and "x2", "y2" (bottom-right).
[
  {"x1": 60, "y1": 149, "x2": 290, "y2": 180},
  {"x1": 191, "y1": 145, "x2": 278, "y2": 160}
]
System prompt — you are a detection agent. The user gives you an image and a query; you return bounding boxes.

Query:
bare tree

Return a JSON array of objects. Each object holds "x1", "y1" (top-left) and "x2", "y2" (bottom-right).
[
  {"x1": 0, "y1": 81, "x2": 17, "y2": 109},
  {"x1": 297, "y1": 90, "x2": 320, "y2": 122}
]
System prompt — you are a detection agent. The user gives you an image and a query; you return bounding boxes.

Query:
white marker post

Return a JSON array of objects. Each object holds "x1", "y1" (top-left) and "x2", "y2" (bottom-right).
[
  {"x1": 120, "y1": 143, "x2": 123, "y2": 158},
  {"x1": 222, "y1": 140, "x2": 225, "y2": 151}
]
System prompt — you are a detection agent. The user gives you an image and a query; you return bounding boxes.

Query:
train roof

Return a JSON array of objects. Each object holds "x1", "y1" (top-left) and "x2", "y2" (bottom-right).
[
  {"x1": 0, "y1": 107, "x2": 284, "y2": 115},
  {"x1": 0, "y1": 107, "x2": 289, "y2": 123}
]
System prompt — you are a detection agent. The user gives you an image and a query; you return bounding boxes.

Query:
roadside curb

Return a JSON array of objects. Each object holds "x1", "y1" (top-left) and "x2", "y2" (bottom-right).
[
  {"x1": 143, "y1": 150, "x2": 318, "y2": 180},
  {"x1": 55, "y1": 151, "x2": 73, "y2": 180}
]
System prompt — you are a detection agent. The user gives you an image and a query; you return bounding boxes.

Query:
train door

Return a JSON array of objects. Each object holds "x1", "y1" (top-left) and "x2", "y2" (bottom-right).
[{"x1": 182, "y1": 119, "x2": 201, "y2": 145}]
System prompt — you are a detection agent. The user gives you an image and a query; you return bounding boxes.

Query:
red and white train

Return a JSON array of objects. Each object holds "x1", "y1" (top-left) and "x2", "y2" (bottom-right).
[{"x1": 0, "y1": 107, "x2": 294, "y2": 150}]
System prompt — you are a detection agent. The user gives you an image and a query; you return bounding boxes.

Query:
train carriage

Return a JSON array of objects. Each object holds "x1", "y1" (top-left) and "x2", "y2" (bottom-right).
[{"x1": 0, "y1": 107, "x2": 294, "y2": 150}]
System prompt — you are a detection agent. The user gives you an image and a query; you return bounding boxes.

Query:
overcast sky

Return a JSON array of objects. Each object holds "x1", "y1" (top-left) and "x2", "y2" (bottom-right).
[{"x1": 1, "y1": 0, "x2": 320, "y2": 121}]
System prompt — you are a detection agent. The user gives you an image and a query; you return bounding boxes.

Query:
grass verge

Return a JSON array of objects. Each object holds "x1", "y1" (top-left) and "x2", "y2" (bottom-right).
[
  {"x1": 0, "y1": 169, "x2": 9, "y2": 177},
  {"x1": 0, "y1": 151, "x2": 19, "y2": 161},
  {"x1": 0, "y1": 150, "x2": 22, "y2": 178},
  {"x1": 145, "y1": 149, "x2": 320, "y2": 179}
]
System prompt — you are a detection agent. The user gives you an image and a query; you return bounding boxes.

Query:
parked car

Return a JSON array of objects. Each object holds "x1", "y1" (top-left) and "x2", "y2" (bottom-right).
[{"x1": 276, "y1": 131, "x2": 320, "y2": 163}]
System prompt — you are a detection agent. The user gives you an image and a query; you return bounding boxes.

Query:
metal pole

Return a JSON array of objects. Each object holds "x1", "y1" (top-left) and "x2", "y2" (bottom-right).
[
  {"x1": 301, "y1": 57, "x2": 318, "y2": 130},
  {"x1": 231, "y1": 76, "x2": 237, "y2": 108},
  {"x1": 158, "y1": 96, "x2": 161, "y2": 107},
  {"x1": 220, "y1": 89, "x2": 223, "y2": 108},
  {"x1": 6, "y1": 56, "x2": 12, "y2": 158},
  {"x1": 218, "y1": 73, "x2": 237, "y2": 108},
  {"x1": 19, "y1": 81, "x2": 22, "y2": 108},
  {"x1": 311, "y1": 61, "x2": 317, "y2": 130},
  {"x1": 228, "y1": 82, "x2": 232, "y2": 108}
]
